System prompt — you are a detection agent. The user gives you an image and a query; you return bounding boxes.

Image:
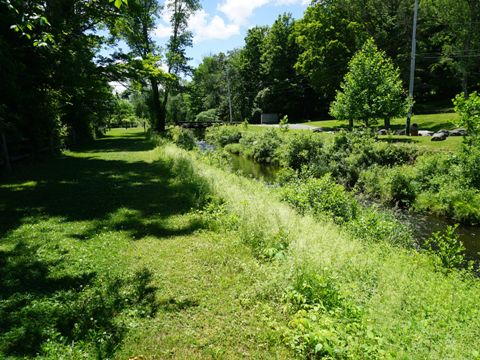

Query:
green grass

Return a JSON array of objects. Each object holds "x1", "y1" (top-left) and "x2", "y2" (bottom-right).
[
  {"x1": 0, "y1": 128, "x2": 290, "y2": 359},
  {"x1": 2, "y1": 128, "x2": 480, "y2": 359},
  {"x1": 305, "y1": 112, "x2": 460, "y2": 132}
]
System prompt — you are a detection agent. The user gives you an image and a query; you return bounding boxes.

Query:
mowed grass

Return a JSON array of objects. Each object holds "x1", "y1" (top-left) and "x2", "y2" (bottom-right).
[
  {"x1": 0, "y1": 128, "x2": 290, "y2": 359},
  {"x1": 305, "y1": 112, "x2": 460, "y2": 132}
]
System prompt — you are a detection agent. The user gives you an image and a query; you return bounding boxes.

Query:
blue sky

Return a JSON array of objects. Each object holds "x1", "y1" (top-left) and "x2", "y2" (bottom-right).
[
  {"x1": 153, "y1": 0, "x2": 308, "y2": 67},
  {"x1": 109, "y1": 0, "x2": 308, "y2": 92}
]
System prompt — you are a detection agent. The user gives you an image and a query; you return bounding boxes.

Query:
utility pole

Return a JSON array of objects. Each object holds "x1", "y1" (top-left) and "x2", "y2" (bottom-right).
[{"x1": 406, "y1": 0, "x2": 419, "y2": 136}]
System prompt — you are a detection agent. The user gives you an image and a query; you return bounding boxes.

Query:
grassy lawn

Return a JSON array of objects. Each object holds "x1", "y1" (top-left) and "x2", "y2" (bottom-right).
[
  {"x1": 3, "y1": 128, "x2": 479, "y2": 359},
  {"x1": 0, "y1": 128, "x2": 289, "y2": 359},
  {"x1": 304, "y1": 112, "x2": 460, "y2": 132}
]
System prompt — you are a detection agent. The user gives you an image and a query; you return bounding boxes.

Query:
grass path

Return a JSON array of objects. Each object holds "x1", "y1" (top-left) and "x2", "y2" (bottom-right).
[{"x1": 0, "y1": 129, "x2": 289, "y2": 359}]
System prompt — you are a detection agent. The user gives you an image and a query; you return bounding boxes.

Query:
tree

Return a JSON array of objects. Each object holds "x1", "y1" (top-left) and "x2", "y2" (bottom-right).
[
  {"x1": 110, "y1": 0, "x2": 170, "y2": 131},
  {"x1": 330, "y1": 38, "x2": 408, "y2": 128},
  {"x1": 254, "y1": 13, "x2": 311, "y2": 121},
  {"x1": 294, "y1": 1, "x2": 364, "y2": 106},
  {"x1": 237, "y1": 26, "x2": 269, "y2": 121},
  {"x1": 162, "y1": 0, "x2": 201, "y2": 127},
  {"x1": 425, "y1": 0, "x2": 480, "y2": 97}
]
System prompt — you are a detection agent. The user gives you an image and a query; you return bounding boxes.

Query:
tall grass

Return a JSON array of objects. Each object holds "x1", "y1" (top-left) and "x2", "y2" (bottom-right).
[{"x1": 162, "y1": 143, "x2": 480, "y2": 359}]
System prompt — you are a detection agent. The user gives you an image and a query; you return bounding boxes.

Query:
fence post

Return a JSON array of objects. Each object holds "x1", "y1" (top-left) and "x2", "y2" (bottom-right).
[{"x1": 1, "y1": 132, "x2": 11, "y2": 171}]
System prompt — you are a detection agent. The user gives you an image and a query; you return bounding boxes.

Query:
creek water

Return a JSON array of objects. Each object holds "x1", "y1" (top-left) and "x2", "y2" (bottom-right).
[
  {"x1": 226, "y1": 152, "x2": 480, "y2": 258},
  {"x1": 227, "y1": 153, "x2": 278, "y2": 183}
]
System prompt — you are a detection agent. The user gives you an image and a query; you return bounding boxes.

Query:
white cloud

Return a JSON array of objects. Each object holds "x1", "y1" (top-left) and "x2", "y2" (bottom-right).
[
  {"x1": 217, "y1": 0, "x2": 269, "y2": 26},
  {"x1": 189, "y1": 10, "x2": 240, "y2": 43},
  {"x1": 153, "y1": 0, "x2": 307, "y2": 43},
  {"x1": 154, "y1": 23, "x2": 172, "y2": 38}
]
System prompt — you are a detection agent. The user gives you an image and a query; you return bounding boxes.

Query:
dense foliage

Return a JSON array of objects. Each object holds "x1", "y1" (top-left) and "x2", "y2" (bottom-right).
[
  {"x1": 330, "y1": 39, "x2": 409, "y2": 128},
  {"x1": 183, "y1": 0, "x2": 480, "y2": 123}
]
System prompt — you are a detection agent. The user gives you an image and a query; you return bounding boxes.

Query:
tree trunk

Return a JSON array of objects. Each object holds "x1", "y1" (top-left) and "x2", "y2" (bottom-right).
[
  {"x1": 384, "y1": 117, "x2": 390, "y2": 130},
  {"x1": 349, "y1": 118, "x2": 353, "y2": 129},
  {"x1": 150, "y1": 77, "x2": 164, "y2": 132}
]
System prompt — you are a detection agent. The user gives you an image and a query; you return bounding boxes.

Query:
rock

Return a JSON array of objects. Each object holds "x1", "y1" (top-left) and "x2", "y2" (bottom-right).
[
  {"x1": 378, "y1": 129, "x2": 388, "y2": 135},
  {"x1": 418, "y1": 130, "x2": 434, "y2": 136},
  {"x1": 395, "y1": 129, "x2": 406, "y2": 135},
  {"x1": 431, "y1": 132, "x2": 448, "y2": 141},
  {"x1": 449, "y1": 128, "x2": 467, "y2": 136},
  {"x1": 313, "y1": 127, "x2": 324, "y2": 133}
]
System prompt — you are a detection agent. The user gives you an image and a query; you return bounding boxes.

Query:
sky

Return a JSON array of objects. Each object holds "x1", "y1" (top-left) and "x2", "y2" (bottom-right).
[
  {"x1": 155, "y1": 0, "x2": 308, "y2": 67},
  {"x1": 110, "y1": 0, "x2": 308, "y2": 92}
]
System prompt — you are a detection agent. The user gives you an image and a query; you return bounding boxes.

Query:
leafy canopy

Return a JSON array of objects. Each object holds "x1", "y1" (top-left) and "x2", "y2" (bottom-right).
[{"x1": 330, "y1": 38, "x2": 408, "y2": 127}]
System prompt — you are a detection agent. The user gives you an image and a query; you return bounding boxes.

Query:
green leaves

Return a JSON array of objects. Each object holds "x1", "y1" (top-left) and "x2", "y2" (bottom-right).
[
  {"x1": 109, "y1": 0, "x2": 128, "y2": 8},
  {"x1": 453, "y1": 91, "x2": 480, "y2": 147},
  {"x1": 330, "y1": 38, "x2": 408, "y2": 127}
]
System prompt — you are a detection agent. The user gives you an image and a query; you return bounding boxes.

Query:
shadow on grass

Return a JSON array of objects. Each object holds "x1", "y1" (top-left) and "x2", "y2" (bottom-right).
[
  {"x1": 0, "y1": 132, "x2": 208, "y2": 357},
  {"x1": 0, "y1": 134, "x2": 207, "y2": 239},
  {"x1": 0, "y1": 241, "x2": 159, "y2": 357}
]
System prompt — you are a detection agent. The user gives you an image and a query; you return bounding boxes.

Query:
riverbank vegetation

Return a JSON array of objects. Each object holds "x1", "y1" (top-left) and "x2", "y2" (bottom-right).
[
  {"x1": 203, "y1": 94, "x2": 480, "y2": 226},
  {"x1": 163, "y1": 132, "x2": 480, "y2": 358},
  {"x1": 2, "y1": 129, "x2": 479, "y2": 358}
]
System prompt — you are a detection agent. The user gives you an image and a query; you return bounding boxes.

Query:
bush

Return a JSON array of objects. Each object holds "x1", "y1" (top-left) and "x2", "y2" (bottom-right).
[
  {"x1": 279, "y1": 132, "x2": 324, "y2": 170},
  {"x1": 240, "y1": 129, "x2": 283, "y2": 164},
  {"x1": 320, "y1": 131, "x2": 418, "y2": 187},
  {"x1": 195, "y1": 108, "x2": 218, "y2": 122},
  {"x1": 415, "y1": 185, "x2": 480, "y2": 225},
  {"x1": 280, "y1": 174, "x2": 358, "y2": 223},
  {"x1": 205, "y1": 125, "x2": 242, "y2": 147},
  {"x1": 423, "y1": 225, "x2": 473, "y2": 272},
  {"x1": 357, "y1": 166, "x2": 416, "y2": 207},
  {"x1": 169, "y1": 126, "x2": 196, "y2": 150}
]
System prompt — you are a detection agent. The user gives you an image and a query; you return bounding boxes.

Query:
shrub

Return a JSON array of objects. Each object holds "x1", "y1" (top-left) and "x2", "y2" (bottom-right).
[
  {"x1": 279, "y1": 132, "x2": 324, "y2": 170},
  {"x1": 357, "y1": 166, "x2": 416, "y2": 207},
  {"x1": 415, "y1": 185, "x2": 480, "y2": 225},
  {"x1": 195, "y1": 108, "x2": 218, "y2": 122},
  {"x1": 240, "y1": 129, "x2": 282, "y2": 164},
  {"x1": 280, "y1": 174, "x2": 358, "y2": 223},
  {"x1": 205, "y1": 125, "x2": 242, "y2": 147},
  {"x1": 169, "y1": 126, "x2": 196, "y2": 150},
  {"x1": 423, "y1": 225, "x2": 473, "y2": 272}
]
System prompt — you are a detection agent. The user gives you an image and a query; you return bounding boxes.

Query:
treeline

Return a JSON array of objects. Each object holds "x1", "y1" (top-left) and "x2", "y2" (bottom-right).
[
  {"x1": 185, "y1": 0, "x2": 480, "y2": 123},
  {"x1": 0, "y1": 0, "x2": 198, "y2": 151}
]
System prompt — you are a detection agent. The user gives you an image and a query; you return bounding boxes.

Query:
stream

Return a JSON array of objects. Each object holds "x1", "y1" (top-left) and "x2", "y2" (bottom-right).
[{"x1": 225, "y1": 151, "x2": 480, "y2": 258}]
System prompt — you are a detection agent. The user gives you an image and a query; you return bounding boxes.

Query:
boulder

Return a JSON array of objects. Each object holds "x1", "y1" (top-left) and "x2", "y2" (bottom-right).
[
  {"x1": 313, "y1": 127, "x2": 324, "y2": 133},
  {"x1": 431, "y1": 132, "x2": 448, "y2": 141},
  {"x1": 418, "y1": 130, "x2": 434, "y2": 136},
  {"x1": 449, "y1": 128, "x2": 467, "y2": 136},
  {"x1": 378, "y1": 129, "x2": 388, "y2": 135},
  {"x1": 395, "y1": 129, "x2": 406, "y2": 135}
]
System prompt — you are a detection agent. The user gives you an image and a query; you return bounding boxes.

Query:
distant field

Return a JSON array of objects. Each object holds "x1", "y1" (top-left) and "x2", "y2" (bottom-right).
[{"x1": 304, "y1": 113, "x2": 460, "y2": 132}]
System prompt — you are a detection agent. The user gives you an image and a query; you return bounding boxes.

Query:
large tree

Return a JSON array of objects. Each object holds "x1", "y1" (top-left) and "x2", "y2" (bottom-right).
[
  {"x1": 330, "y1": 38, "x2": 408, "y2": 128},
  {"x1": 425, "y1": 0, "x2": 480, "y2": 97},
  {"x1": 162, "y1": 0, "x2": 201, "y2": 126},
  {"x1": 110, "y1": 0, "x2": 169, "y2": 131}
]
